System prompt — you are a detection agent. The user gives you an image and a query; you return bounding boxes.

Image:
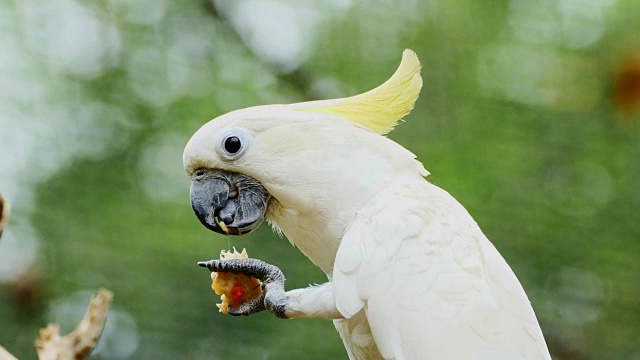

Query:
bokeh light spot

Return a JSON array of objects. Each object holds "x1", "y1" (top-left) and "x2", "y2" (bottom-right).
[{"x1": 543, "y1": 161, "x2": 614, "y2": 217}]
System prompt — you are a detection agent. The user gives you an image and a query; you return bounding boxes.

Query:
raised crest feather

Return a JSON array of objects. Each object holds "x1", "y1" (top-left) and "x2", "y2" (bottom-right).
[{"x1": 292, "y1": 49, "x2": 422, "y2": 135}]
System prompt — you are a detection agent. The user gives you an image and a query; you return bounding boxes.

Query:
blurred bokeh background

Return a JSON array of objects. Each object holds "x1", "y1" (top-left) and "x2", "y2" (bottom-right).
[{"x1": 1, "y1": 0, "x2": 639, "y2": 359}]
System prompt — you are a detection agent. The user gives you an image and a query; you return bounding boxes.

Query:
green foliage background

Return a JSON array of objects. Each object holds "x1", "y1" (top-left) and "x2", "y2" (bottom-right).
[{"x1": 1, "y1": 0, "x2": 639, "y2": 359}]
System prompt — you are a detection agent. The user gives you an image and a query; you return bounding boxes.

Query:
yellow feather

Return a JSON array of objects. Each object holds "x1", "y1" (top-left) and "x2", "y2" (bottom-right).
[{"x1": 293, "y1": 49, "x2": 423, "y2": 135}]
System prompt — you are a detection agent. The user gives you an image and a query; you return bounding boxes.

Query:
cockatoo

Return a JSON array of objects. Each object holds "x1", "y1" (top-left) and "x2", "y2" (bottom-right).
[{"x1": 184, "y1": 50, "x2": 551, "y2": 359}]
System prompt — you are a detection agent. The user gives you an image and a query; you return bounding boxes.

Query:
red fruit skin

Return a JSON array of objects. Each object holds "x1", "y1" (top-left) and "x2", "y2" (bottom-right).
[{"x1": 231, "y1": 282, "x2": 246, "y2": 302}]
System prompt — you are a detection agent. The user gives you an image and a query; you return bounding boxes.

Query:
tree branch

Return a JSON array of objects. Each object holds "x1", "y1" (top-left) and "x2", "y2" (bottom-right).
[
  {"x1": 35, "y1": 289, "x2": 114, "y2": 360},
  {"x1": 1, "y1": 194, "x2": 113, "y2": 359}
]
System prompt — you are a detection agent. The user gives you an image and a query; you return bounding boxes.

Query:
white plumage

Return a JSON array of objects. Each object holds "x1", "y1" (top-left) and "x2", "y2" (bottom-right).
[{"x1": 333, "y1": 176, "x2": 550, "y2": 359}]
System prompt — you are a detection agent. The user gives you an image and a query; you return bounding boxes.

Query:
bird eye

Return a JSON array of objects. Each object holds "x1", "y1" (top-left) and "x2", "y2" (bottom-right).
[
  {"x1": 217, "y1": 128, "x2": 250, "y2": 160},
  {"x1": 224, "y1": 136, "x2": 242, "y2": 154}
]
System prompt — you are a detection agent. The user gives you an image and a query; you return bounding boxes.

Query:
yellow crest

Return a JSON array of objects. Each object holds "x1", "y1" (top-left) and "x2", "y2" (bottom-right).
[{"x1": 293, "y1": 49, "x2": 422, "y2": 135}]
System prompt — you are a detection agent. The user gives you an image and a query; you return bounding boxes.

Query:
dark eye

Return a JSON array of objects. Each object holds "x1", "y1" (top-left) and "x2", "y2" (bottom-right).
[
  {"x1": 224, "y1": 136, "x2": 242, "y2": 154},
  {"x1": 217, "y1": 129, "x2": 250, "y2": 160}
]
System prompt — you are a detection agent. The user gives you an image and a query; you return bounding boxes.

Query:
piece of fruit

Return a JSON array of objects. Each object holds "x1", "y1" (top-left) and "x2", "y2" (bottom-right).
[{"x1": 210, "y1": 248, "x2": 262, "y2": 314}]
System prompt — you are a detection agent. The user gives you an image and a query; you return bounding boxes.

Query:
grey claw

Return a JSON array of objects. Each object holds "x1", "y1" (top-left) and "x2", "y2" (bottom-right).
[
  {"x1": 197, "y1": 258, "x2": 288, "y2": 318},
  {"x1": 197, "y1": 259, "x2": 285, "y2": 285},
  {"x1": 198, "y1": 260, "x2": 220, "y2": 272},
  {"x1": 227, "y1": 306, "x2": 242, "y2": 316},
  {"x1": 227, "y1": 295, "x2": 267, "y2": 316}
]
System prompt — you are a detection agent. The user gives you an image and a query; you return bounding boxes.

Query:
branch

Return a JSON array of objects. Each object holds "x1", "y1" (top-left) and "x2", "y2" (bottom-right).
[
  {"x1": 0, "y1": 194, "x2": 113, "y2": 359},
  {"x1": 0, "y1": 193, "x2": 8, "y2": 239},
  {"x1": 35, "y1": 289, "x2": 114, "y2": 360}
]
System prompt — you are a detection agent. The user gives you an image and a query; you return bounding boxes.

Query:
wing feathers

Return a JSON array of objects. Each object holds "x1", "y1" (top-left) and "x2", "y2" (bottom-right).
[{"x1": 333, "y1": 179, "x2": 551, "y2": 359}]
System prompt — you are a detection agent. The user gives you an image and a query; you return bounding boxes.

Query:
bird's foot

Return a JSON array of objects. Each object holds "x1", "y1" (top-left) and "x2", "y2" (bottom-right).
[{"x1": 198, "y1": 258, "x2": 288, "y2": 318}]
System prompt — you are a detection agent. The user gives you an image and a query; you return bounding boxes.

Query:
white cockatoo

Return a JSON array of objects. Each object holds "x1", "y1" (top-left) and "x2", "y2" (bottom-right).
[{"x1": 184, "y1": 50, "x2": 551, "y2": 359}]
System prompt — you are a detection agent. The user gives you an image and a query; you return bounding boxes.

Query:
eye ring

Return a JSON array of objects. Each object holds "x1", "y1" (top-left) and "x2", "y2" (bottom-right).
[{"x1": 217, "y1": 128, "x2": 251, "y2": 160}]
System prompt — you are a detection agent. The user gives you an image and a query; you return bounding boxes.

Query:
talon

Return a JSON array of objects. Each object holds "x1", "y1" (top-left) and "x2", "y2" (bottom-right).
[
  {"x1": 198, "y1": 257, "x2": 288, "y2": 318},
  {"x1": 198, "y1": 259, "x2": 221, "y2": 272},
  {"x1": 217, "y1": 295, "x2": 267, "y2": 316},
  {"x1": 227, "y1": 306, "x2": 242, "y2": 316}
]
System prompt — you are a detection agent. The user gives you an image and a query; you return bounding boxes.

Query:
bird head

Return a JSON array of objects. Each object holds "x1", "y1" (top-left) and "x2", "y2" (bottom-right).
[{"x1": 183, "y1": 50, "x2": 426, "y2": 237}]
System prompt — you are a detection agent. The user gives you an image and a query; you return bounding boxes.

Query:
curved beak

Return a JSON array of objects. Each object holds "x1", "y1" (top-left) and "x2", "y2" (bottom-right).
[{"x1": 190, "y1": 169, "x2": 271, "y2": 236}]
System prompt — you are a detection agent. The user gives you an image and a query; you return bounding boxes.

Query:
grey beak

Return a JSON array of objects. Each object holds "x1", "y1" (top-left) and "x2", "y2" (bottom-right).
[{"x1": 190, "y1": 169, "x2": 271, "y2": 235}]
